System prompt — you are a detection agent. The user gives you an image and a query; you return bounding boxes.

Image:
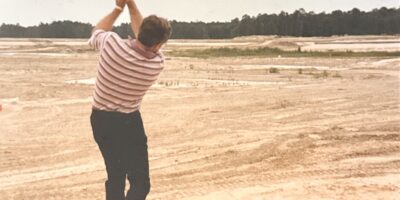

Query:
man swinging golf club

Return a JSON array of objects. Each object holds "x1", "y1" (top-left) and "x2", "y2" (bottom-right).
[{"x1": 89, "y1": 0, "x2": 171, "y2": 199}]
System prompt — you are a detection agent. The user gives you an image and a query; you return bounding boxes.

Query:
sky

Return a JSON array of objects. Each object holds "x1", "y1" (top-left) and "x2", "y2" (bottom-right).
[{"x1": 0, "y1": 0, "x2": 398, "y2": 26}]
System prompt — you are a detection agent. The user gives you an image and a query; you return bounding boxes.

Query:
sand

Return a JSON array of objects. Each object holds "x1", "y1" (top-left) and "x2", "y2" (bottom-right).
[{"x1": 0, "y1": 36, "x2": 399, "y2": 199}]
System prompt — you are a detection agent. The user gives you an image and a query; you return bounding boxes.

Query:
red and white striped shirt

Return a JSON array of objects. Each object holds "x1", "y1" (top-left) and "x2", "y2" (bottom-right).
[{"x1": 88, "y1": 29, "x2": 165, "y2": 113}]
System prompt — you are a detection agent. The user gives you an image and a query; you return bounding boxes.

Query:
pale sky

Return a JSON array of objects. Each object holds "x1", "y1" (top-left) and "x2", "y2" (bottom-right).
[{"x1": 0, "y1": 0, "x2": 398, "y2": 26}]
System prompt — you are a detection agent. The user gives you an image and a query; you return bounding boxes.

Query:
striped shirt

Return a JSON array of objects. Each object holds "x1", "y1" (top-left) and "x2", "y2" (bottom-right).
[{"x1": 88, "y1": 29, "x2": 165, "y2": 113}]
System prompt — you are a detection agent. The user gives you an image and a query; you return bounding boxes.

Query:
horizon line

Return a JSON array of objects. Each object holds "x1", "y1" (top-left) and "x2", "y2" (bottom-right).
[{"x1": 2, "y1": 6, "x2": 398, "y2": 27}]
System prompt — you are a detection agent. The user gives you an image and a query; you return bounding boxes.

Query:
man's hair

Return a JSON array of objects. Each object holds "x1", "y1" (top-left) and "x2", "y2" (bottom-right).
[{"x1": 138, "y1": 15, "x2": 172, "y2": 47}]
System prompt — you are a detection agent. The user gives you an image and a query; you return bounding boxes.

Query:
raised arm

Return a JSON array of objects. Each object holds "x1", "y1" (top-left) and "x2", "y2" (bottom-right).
[
  {"x1": 92, "y1": 0, "x2": 126, "y2": 33},
  {"x1": 126, "y1": 0, "x2": 144, "y2": 37}
]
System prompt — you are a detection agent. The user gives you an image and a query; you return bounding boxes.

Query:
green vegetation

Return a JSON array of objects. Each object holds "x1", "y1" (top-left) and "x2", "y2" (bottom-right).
[
  {"x1": 313, "y1": 70, "x2": 330, "y2": 79},
  {"x1": 157, "y1": 80, "x2": 180, "y2": 87},
  {"x1": 309, "y1": 70, "x2": 343, "y2": 79},
  {"x1": 298, "y1": 68, "x2": 303, "y2": 74},
  {"x1": 1, "y1": 7, "x2": 399, "y2": 39},
  {"x1": 332, "y1": 72, "x2": 343, "y2": 78},
  {"x1": 269, "y1": 67, "x2": 280, "y2": 74},
  {"x1": 167, "y1": 47, "x2": 400, "y2": 58}
]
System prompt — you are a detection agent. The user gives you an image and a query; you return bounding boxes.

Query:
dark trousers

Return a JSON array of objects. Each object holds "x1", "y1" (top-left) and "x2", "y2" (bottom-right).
[{"x1": 90, "y1": 109, "x2": 150, "y2": 200}]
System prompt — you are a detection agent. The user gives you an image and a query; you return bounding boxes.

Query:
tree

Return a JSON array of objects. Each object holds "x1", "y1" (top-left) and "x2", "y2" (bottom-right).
[{"x1": 0, "y1": 7, "x2": 399, "y2": 38}]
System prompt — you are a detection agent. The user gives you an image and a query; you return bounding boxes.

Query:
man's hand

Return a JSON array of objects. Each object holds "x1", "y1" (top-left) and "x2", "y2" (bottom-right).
[
  {"x1": 92, "y1": 0, "x2": 126, "y2": 33},
  {"x1": 116, "y1": 0, "x2": 126, "y2": 8}
]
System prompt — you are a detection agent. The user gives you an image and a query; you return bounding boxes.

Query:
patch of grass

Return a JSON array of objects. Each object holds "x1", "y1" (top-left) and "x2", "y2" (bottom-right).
[
  {"x1": 279, "y1": 100, "x2": 291, "y2": 109},
  {"x1": 312, "y1": 70, "x2": 343, "y2": 79},
  {"x1": 313, "y1": 73, "x2": 322, "y2": 79},
  {"x1": 157, "y1": 80, "x2": 180, "y2": 87},
  {"x1": 332, "y1": 72, "x2": 342, "y2": 78},
  {"x1": 269, "y1": 67, "x2": 279, "y2": 73},
  {"x1": 323, "y1": 70, "x2": 329, "y2": 78},
  {"x1": 298, "y1": 68, "x2": 303, "y2": 74},
  {"x1": 363, "y1": 74, "x2": 380, "y2": 79},
  {"x1": 167, "y1": 47, "x2": 400, "y2": 58}
]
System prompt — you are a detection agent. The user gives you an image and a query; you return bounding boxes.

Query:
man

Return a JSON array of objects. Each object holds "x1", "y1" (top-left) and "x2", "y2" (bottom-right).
[{"x1": 88, "y1": 0, "x2": 171, "y2": 199}]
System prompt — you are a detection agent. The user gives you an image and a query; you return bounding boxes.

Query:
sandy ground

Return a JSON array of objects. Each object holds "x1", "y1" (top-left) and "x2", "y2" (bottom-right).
[
  {"x1": 0, "y1": 36, "x2": 399, "y2": 199},
  {"x1": 1, "y1": 35, "x2": 399, "y2": 52}
]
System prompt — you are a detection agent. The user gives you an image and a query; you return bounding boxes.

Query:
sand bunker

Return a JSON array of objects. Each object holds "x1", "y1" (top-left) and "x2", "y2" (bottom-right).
[{"x1": 1, "y1": 36, "x2": 399, "y2": 200}]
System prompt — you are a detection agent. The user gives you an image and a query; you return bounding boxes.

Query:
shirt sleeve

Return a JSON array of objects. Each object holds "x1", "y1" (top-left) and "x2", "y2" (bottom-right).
[{"x1": 88, "y1": 29, "x2": 115, "y2": 51}]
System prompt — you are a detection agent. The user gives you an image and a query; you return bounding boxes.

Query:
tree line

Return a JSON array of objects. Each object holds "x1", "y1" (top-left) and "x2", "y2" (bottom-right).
[{"x1": 0, "y1": 7, "x2": 399, "y2": 39}]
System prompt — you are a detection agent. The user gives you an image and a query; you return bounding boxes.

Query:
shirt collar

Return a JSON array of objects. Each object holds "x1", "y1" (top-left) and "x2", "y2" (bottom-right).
[{"x1": 130, "y1": 39, "x2": 159, "y2": 59}]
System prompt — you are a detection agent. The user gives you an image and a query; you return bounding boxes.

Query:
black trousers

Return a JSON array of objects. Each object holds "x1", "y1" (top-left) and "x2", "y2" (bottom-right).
[{"x1": 90, "y1": 109, "x2": 150, "y2": 200}]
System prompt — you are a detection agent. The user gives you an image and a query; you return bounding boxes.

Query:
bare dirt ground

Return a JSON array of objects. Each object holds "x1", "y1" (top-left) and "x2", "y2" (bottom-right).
[{"x1": 0, "y1": 36, "x2": 399, "y2": 199}]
